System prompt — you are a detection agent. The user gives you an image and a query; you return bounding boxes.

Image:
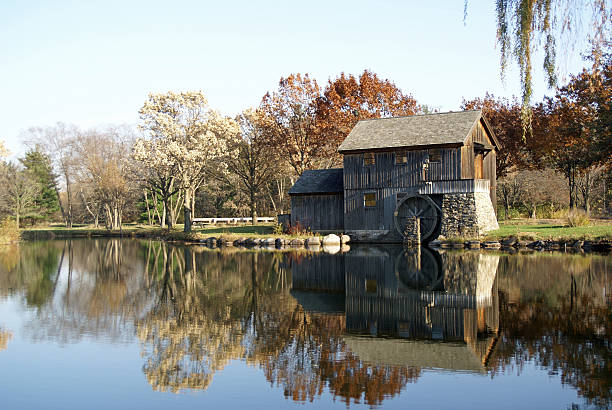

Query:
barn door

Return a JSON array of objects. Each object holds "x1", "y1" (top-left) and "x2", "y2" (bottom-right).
[{"x1": 474, "y1": 153, "x2": 483, "y2": 179}]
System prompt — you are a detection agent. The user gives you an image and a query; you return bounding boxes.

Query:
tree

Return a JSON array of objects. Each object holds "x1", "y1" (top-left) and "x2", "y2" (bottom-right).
[
  {"x1": 74, "y1": 127, "x2": 137, "y2": 230},
  {"x1": 0, "y1": 163, "x2": 41, "y2": 227},
  {"x1": 226, "y1": 109, "x2": 279, "y2": 224},
  {"x1": 461, "y1": 94, "x2": 551, "y2": 177},
  {"x1": 23, "y1": 123, "x2": 78, "y2": 227},
  {"x1": 318, "y1": 70, "x2": 420, "y2": 160},
  {"x1": 260, "y1": 74, "x2": 328, "y2": 176},
  {"x1": 19, "y1": 148, "x2": 60, "y2": 222},
  {"x1": 139, "y1": 92, "x2": 237, "y2": 232},
  {"x1": 485, "y1": 0, "x2": 611, "y2": 131}
]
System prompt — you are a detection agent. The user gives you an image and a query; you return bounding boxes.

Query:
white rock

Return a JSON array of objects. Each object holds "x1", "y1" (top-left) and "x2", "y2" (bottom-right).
[{"x1": 322, "y1": 234, "x2": 341, "y2": 245}]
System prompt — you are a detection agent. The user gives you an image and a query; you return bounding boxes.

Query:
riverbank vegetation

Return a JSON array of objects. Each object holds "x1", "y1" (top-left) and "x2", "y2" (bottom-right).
[{"x1": 0, "y1": 45, "x2": 609, "y2": 236}]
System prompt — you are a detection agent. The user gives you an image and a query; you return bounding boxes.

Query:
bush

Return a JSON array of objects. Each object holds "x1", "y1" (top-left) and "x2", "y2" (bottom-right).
[
  {"x1": 0, "y1": 218, "x2": 20, "y2": 243},
  {"x1": 284, "y1": 221, "x2": 311, "y2": 236},
  {"x1": 566, "y1": 210, "x2": 590, "y2": 227}
]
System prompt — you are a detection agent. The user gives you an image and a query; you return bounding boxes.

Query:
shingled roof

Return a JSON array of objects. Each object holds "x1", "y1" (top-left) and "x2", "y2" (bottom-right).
[
  {"x1": 338, "y1": 110, "x2": 495, "y2": 153},
  {"x1": 288, "y1": 168, "x2": 343, "y2": 195}
]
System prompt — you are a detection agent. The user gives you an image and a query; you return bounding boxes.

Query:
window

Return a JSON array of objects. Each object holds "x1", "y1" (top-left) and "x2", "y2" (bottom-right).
[
  {"x1": 364, "y1": 192, "x2": 376, "y2": 207},
  {"x1": 365, "y1": 280, "x2": 377, "y2": 294},
  {"x1": 363, "y1": 152, "x2": 375, "y2": 166},
  {"x1": 428, "y1": 149, "x2": 442, "y2": 163},
  {"x1": 395, "y1": 150, "x2": 407, "y2": 164}
]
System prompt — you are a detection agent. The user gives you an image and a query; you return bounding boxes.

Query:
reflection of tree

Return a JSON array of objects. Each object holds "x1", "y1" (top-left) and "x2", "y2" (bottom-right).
[
  {"x1": 492, "y1": 253, "x2": 611, "y2": 408},
  {"x1": 0, "y1": 327, "x2": 12, "y2": 352},
  {"x1": 0, "y1": 241, "x2": 62, "y2": 307},
  {"x1": 136, "y1": 245, "x2": 280, "y2": 392},
  {"x1": 12, "y1": 239, "x2": 151, "y2": 344}
]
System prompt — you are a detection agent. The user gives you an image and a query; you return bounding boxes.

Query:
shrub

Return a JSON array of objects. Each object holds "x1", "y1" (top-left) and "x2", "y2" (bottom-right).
[
  {"x1": 285, "y1": 221, "x2": 310, "y2": 236},
  {"x1": 272, "y1": 224, "x2": 284, "y2": 235},
  {"x1": 0, "y1": 218, "x2": 20, "y2": 244},
  {"x1": 566, "y1": 210, "x2": 590, "y2": 227}
]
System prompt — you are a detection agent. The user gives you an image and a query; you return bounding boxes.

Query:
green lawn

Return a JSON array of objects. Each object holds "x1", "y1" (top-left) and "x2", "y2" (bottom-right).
[{"x1": 485, "y1": 220, "x2": 612, "y2": 241}]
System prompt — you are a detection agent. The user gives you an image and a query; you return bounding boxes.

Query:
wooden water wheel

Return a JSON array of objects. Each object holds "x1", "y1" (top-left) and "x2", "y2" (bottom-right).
[
  {"x1": 393, "y1": 194, "x2": 440, "y2": 241},
  {"x1": 395, "y1": 247, "x2": 443, "y2": 291}
]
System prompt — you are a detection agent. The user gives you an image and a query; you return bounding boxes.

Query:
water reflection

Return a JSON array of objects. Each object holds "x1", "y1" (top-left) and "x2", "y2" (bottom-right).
[
  {"x1": 0, "y1": 240, "x2": 609, "y2": 408},
  {"x1": 0, "y1": 327, "x2": 11, "y2": 351}
]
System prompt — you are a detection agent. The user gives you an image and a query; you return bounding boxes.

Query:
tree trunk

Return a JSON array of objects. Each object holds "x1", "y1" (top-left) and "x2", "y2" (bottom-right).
[
  {"x1": 250, "y1": 190, "x2": 257, "y2": 226},
  {"x1": 54, "y1": 184, "x2": 67, "y2": 226},
  {"x1": 144, "y1": 189, "x2": 152, "y2": 226},
  {"x1": 183, "y1": 188, "x2": 192, "y2": 233},
  {"x1": 163, "y1": 198, "x2": 172, "y2": 229},
  {"x1": 15, "y1": 209, "x2": 20, "y2": 228}
]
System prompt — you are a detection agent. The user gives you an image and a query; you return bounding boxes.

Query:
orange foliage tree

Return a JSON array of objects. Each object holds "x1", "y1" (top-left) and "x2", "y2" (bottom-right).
[
  {"x1": 261, "y1": 71, "x2": 420, "y2": 176},
  {"x1": 260, "y1": 74, "x2": 329, "y2": 176},
  {"x1": 318, "y1": 70, "x2": 420, "y2": 158}
]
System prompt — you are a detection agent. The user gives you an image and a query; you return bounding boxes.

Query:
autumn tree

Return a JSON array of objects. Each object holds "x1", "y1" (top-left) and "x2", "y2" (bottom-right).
[
  {"x1": 461, "y1": 94, "x2": 550, "y2": 177},
  {"x1": 545, "y1": 49, "x2": 610, "y2": 211},
  {"x1": 226, "y1": 109, "x2": 279, "y2": 224},
  {"x1": 260, "y1": 74, "x2": 328, "y2": 176},
  {"x1": 139, "y1": 92, "x2": 238, "y2": 232},
  {"x1": 318, "y1": 70, "x2": 420, "y2": 161}
]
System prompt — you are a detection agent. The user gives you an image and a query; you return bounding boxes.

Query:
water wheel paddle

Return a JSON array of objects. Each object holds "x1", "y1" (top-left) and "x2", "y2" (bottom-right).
[{"x1": 393, "y1": 194, "x2": 439, "y2": 241}]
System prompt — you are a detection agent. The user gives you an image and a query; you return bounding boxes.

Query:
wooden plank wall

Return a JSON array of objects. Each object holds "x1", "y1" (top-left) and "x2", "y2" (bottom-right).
[
  {"x1": 461, "y1": 120, "x2": 497, "y2": 212},
  {"x1": 291, "y1": 194, "x2": 344, "y2": 231},
  {"x1": 343, "y1": 148, "x2": 462, "y2": 190}
]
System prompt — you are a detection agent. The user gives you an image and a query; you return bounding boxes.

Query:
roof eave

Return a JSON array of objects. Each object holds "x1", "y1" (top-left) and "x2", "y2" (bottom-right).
[{"x1": 338, "y1": 142, "x2": 464, "y2": 155}]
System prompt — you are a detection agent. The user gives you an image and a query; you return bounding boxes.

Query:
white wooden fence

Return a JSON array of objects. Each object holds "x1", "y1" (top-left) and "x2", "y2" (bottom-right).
[{"x1": 192, "y1": 217, "x2": 275, "y2": 226}]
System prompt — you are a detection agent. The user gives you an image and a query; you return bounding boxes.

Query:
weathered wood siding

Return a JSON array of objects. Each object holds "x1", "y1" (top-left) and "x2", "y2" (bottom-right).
[
  {"x1": 291, "y1": 194, "x2": 344, "y2": 231},
  {"x1": 343, "y1": 149, "x2": 462, "y2": 190},
  {"x1": 461, "y1": 120, "x2": 497, "y2": 213}
]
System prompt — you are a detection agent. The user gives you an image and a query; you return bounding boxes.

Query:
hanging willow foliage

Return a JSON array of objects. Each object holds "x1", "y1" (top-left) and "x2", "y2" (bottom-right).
[{"x1": 468, "y1": 0, "x2": 610, "y2": 136}]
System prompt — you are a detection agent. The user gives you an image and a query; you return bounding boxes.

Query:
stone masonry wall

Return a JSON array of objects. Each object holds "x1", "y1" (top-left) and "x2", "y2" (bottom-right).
[{"x1": 440, "y1": 192, "x2": 498, "y2": 238}]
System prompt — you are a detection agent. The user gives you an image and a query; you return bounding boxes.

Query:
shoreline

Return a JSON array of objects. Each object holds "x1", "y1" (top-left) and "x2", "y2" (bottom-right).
[{"x1": 18, "y1": 228, "x2": 611, "y2": 253}]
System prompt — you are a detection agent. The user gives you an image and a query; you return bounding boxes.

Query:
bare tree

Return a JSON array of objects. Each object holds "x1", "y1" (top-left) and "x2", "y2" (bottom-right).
[
  {"x1": 226, "y1": 109, "x2": 279, "y2": 224},
  {"x1": 0, "y1": 162, "x2": 40, "y2": 226},
  {"x1": 23, "y1": 123, "x2": 78, "y2": 227}
]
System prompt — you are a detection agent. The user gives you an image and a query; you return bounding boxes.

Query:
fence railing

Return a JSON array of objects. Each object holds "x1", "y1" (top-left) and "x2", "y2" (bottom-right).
[{"x1": 191, "y1": 217, "x2": 275, "y2": 226}]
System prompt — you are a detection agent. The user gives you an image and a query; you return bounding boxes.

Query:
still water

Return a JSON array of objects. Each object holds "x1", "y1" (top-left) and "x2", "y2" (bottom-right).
[{"x1": 0, "y1": 240, "x2": 609, "y2": 409}]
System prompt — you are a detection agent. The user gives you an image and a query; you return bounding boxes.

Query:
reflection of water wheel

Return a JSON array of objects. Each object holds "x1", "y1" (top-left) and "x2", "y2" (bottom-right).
[
  {"x1": 396, "y1": 247, "x2": 443, "y2": 291},
  {"x1": 393, "y1": 194, "x2": 439, "y2": 241}
]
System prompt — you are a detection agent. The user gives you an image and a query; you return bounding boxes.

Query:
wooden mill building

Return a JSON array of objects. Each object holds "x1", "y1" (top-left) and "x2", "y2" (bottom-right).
[{"x1": 289, "y1": 110, "x2": 500, "y2": 242}]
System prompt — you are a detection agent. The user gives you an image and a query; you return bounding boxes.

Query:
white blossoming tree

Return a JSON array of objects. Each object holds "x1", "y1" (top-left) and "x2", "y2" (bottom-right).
[{"x1": 138, "y1": 91, "x2": 238, "y2": 232}]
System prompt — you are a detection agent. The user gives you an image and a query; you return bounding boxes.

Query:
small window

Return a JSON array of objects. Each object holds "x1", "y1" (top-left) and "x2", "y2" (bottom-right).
[
  {"x1": 365, "y1": 280, "x2": 377, "y2": 294},
  {"x1": 364, "y1": 192, "x2": 376, "y2": 207},
  {"x1": 428, "y1": 149, "x2": 442, "y2": 163},
  {"x1": 363, "y1": 152, "x2": 375, "y2": 166},
  {"x1": 395, "y1": 150, "x2": 407, "y2": 164}
]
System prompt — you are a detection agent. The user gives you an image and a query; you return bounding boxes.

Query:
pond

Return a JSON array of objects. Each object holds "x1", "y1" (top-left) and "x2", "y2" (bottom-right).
[{"x1": 0, "y1": 239, "x2": 609, "y2": 409}]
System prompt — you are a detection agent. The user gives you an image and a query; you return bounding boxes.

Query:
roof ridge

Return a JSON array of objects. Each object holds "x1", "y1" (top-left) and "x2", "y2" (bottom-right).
[{"x1": 355, "y1": 109, "x2": 481, "y2": 123}]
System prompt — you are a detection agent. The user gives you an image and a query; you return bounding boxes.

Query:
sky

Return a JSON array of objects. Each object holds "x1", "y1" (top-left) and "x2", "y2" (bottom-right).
[{"x1": 0, "y1": 0, "x2": 590, "y2": 157}]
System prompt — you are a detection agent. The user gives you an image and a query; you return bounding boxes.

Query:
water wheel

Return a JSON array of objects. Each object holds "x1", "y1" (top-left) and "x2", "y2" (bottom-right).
[
  {"x1": 395, "y1": 247, "x2": 443, "y2": 291},
  {"x1": 393, "y1": 194, "x2": 440, "y2": 241}
]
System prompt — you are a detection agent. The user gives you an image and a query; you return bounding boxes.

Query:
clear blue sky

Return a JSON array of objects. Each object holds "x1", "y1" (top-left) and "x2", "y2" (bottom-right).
[{"x1": 0, "y1": 0, "x2": 588, "y2": 156}]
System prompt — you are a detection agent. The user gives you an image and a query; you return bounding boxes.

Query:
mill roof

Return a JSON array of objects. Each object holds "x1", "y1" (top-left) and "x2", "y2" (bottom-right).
[
  {"x1": 337, "y1": 110, "x2": 498, "y2": 153},
  {"x1": 288, "y1": 168, "x2": 344, "y2": 195}
]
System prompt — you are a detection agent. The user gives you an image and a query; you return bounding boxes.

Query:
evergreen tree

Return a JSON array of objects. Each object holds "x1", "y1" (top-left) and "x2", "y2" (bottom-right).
[{"x1": 19, "y1": 149, "x2": 60, "y2": 222}]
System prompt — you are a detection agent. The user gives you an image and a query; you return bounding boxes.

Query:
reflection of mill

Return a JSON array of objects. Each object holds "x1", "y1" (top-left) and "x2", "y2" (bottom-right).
[{"x1": 290, "y1": 246, "x2": 500, "y2": 373}]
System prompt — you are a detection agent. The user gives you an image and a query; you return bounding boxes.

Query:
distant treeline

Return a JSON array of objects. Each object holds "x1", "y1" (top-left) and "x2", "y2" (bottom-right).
[{"x1": 0, "y1": 48, "x2": 609, "y2": 230}]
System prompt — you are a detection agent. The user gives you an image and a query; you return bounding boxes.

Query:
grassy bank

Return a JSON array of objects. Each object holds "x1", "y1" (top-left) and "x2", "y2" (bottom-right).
[
  {"x1": 20, "y1": 219, "x2": 612, "y2": 243},
  {"x1": 485, "y1": 219, "x2": 612, "y2": 241}
]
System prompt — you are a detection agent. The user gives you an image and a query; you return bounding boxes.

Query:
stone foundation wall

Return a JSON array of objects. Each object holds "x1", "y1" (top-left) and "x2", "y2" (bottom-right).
[{"x1": 440, "y1": 192, "x2": 499, "y2": 238}]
